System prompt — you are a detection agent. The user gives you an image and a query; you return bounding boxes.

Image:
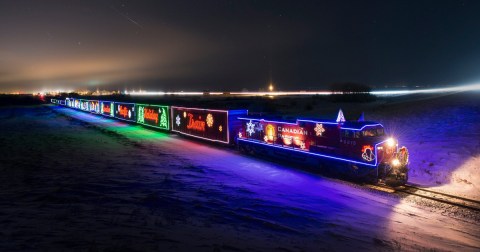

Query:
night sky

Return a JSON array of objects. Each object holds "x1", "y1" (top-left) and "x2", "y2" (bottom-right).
[{"x1": 1, "y1": 0, "x2": 479, "y2": 92}]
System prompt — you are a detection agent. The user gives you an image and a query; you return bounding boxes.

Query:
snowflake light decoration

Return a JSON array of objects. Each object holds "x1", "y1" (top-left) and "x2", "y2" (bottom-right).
[
  {"x1": 314, "y1": 123, "x2": 325, "y2": 136},
  {"x1": 206, "y1": 113, "x2": 214, "y2": 127},
  {"x1": 176, "y1": 114, "x2": 181, "y2": 126},
  {"x1": 218, "y1": 125, "x2": 222, "y2": 132},
  {"x1": 246, "y1": 120, "x2": 255, "y2": 136}
]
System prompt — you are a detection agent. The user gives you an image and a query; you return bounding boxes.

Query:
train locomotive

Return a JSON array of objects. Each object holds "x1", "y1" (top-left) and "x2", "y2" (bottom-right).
[{"x1": 52, "y1": 98, "x2": 409, "y2": 186}]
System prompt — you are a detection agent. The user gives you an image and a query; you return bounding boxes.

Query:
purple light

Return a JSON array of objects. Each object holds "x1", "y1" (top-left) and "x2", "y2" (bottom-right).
[{"x1": 237, "y1": 138, "x2": 388, "y2": 167}]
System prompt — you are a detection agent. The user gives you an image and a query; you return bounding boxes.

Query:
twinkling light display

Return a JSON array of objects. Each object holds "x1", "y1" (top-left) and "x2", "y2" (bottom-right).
[
  {"x1": 362, "y1": 145, "x2": 375, "y2": 162},
  {"x1": 176, "y1": 114, "x2": 181, "y2": 126},
  {"x1": 206, "y1": 113, "x2": 214, "y2": 128},
  {"x1": 314, "y1": 123, "x2": 325, "y2": 136},
  {"x1": 246, "y1": 120, "x2": 255, "y2": 136},
  {"x1": 114, "y1": 102, "x2": 136, "y2": 122},
  {"x1": 336, "y1": 109, "x2": 346, "y2": 123},
  {"x1": 171, "y1": 106, "x2": 247, "y2": 144},
  {"x1": 136, "y1": 104, "x2": 170, "y2": 130}
]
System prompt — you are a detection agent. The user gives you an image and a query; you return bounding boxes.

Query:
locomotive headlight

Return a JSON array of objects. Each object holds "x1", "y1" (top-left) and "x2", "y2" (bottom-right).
[
  {"x1": 386, "y1": 138, "x2": 396, "y2": 147},
  {"x1": 392, "y1": 158, "x2": 400, "y2": 167}
]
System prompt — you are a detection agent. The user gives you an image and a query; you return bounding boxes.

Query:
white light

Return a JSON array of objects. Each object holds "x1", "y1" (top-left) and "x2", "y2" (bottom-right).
[
  {"x1": 387, "y1": 138, "x2": 396, "y2": 147},
  {"x1": 392, "y1": 159, "x2": 400, "y2": 166},
  {"x1": 127, "y1": 83, "x2": 480, "y2": 96},
  {"x1": 371, "y1": 83, "x2": 480, "y2": 96}
]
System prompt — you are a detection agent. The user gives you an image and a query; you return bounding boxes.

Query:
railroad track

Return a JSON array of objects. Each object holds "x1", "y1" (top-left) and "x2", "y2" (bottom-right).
[{"x1": 366, "y1": 184, "x2": 480, "y2": 212}]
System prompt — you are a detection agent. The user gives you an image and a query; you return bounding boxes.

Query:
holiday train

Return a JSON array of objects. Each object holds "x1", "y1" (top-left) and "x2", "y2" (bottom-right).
[{"x1": 51, "y1": 98, "x2": 409, "y2": 186}]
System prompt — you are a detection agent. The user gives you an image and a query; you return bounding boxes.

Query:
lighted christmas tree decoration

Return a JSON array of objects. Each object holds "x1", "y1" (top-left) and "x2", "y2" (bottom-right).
[
  {"x1": 314, "y1": 123, "x2": 325, "y2": 136},
  {"x1": 246, "y1": 120, "x2": 255, "y2": 136},
  {"x1": 160, "y1": 108, "x2": 168, "y2": 128},
  {"x1": 336, "y1": 109, "x2": 346, "y2": 123},
  {"x1": 137, "y1": 105, "x2": 145, "y2": 124}
]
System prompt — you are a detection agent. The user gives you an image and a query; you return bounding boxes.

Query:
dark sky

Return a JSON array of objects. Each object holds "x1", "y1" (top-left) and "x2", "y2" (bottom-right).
[{"x1": 1, "y1": 0, "x2": 480, "y2": 92}]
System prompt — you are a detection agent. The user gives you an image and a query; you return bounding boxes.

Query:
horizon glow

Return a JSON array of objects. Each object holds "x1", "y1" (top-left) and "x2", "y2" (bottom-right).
[{"x1": 126, "y1": 83, "x2": 480, "y2": 97}]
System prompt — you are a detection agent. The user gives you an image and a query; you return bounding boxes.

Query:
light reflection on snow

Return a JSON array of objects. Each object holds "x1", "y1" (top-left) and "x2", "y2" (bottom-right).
[{"x1": 387, "y1": 196, "x2": 480, "y2": 251}]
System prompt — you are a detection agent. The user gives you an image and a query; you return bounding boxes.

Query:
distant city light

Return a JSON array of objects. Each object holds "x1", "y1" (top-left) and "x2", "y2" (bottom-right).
[
  {"x1": 128, "y1": 83, "x2": 480, "y2": 96},
  {"x1": 14, "y1": 83, "x2": 480, "y2": 97}
]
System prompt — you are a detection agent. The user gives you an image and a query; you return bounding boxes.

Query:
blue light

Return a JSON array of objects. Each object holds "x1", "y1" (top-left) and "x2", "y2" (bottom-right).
[
  {"x1": 296, "y1": 119, "x2": 339, "y2": 125},
  {"x1": 340, "y1": 124, "x2": 383, "y2": 131},
  {"x1": 237, "y1": 117, "x2": 298, "y2": 125},
  {"x1": 239, "y1": 118, "x2": 384, "y2": 131},
  {"x1": 237, "y1": 138, "x2": 388, "y2": 167}
]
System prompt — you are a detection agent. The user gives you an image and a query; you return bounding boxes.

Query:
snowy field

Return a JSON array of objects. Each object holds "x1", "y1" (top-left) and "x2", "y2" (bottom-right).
[
  {"x1": 274, "y1": 92, "x2": 480, "y2": 201},
  {"x1": 0, "y1": 96, "x2": 479, "y2": 251}
]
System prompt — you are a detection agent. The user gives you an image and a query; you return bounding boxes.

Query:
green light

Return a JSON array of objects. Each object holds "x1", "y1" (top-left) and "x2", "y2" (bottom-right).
[
  {"x1": 135, "y1": 103, "x2": 170, "y2": 130},
  {"x1": 110, "y1": 102, "x2": 114, "y2": 117},
  {"x1": 137, "y1": 105, "x2": 145, "y2": 124},
  {"x1": 160, "y1": 107, "x2": 168, "y2": 129}
]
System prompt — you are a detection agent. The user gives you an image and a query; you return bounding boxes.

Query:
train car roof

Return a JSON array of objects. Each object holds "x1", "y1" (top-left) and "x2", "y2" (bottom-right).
[{"x1": 238, "y1": 116, "x2": 383, "y2": 130}]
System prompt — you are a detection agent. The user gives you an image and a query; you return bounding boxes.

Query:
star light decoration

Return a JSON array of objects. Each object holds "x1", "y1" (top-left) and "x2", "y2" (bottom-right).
[
  {"x1": 314, "y1": 123, "x2": 325, "y2": 136},
  {"x1": 176, "y1": 114, "x2": 181, "y2": 126},
  {"x1": 246, "y1": 120, "x2": 255, "y2": 136}
]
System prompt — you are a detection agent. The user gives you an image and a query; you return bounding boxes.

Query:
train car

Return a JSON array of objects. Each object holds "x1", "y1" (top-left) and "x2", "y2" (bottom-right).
[
  {"x1": 114, "y1": 102, "x2": 136, "y2": 122},
  {"x1": 88, "y1": 100, "x2": 100, "y2": 114},
  {"x1": 53, "y1": 97, "x2": 408, "y2": 185},
  {"x1": 80, "y1": 99, "x2": 89, "y2": 111},
  {"x1": 236, "y1": 112, "x2": 408, "y2": 185},
  {"x1": 171, "y1": 106, "x2": 247, "y2": 144},
  {"x1": 136, "y1": 104, "x2": 170, "y2": 131},
  {"x1": 73, "y1": 98, "x2": 81, "y2": 110},
  {"x1": 100, "y1": 101, "x2": 115, "y2": 117},
  {"x1": 65, "y1": 98, "x2": 74, "y2": 107}
]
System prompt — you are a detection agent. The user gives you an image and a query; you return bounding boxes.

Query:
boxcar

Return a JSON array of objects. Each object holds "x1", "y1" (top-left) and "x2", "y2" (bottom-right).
[{"x1": 170, "y1": 106, "x2": 247, "y2": 144}]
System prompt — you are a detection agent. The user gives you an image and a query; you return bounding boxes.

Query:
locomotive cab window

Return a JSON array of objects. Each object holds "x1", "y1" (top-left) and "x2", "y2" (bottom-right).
[
  {"x1": 362, "y1": 127, "x2": 385, "y2": 137},
  {"x1": 341, "y1": 130, "x2": 360, "y2": 138}
]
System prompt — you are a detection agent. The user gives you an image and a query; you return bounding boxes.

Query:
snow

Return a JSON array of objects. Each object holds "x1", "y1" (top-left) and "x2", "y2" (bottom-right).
[
  {"x1": 367, "y1": 93, "x2": 480, "y2": 200},
  {"x1": 278, "y1": 92, "x2": 480, "y2": 200},
  {"x1": 1, "y1": 104, "x2": 478, "y2": 251}
]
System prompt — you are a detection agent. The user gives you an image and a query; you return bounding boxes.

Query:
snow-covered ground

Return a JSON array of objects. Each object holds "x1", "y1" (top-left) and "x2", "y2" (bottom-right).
[
  {"x1": 0, "y1": 104, "x2": 479, "y2": 251},
  {"x1": 277, "y1": 92, "x2": 480, "y2": 200},
  {"x1": 370, "y1": 93, "x2": 480, "y2": 201}
]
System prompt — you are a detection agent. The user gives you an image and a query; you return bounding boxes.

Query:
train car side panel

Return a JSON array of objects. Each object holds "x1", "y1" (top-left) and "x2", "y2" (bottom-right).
[
  {"x1": 114, "y1": 102, "x2": 136, "y2": 122},
  {"x1": 136, "y1": 104, "x2": 170, "y2": 130}
]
